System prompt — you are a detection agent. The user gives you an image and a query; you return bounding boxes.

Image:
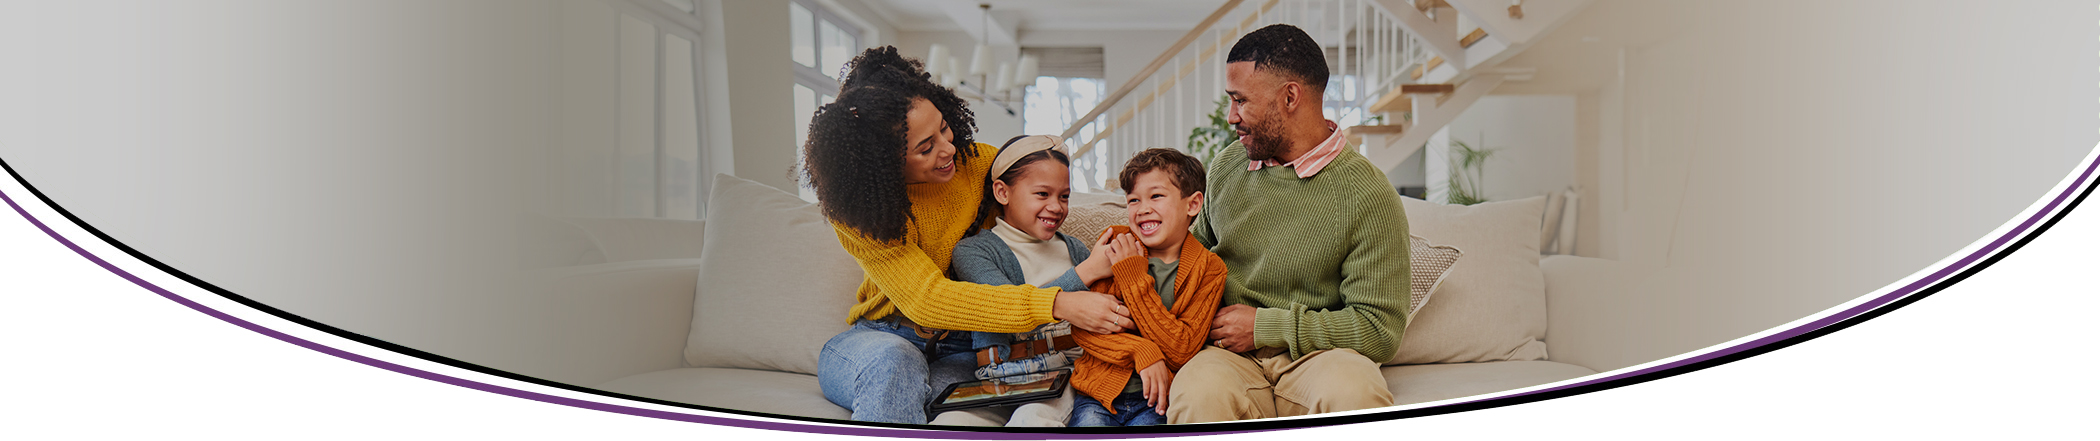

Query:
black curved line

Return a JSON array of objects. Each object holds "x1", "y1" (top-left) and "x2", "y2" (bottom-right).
[{"x1": 3, "y1": 151, "x2": 2092, "y2": 437}]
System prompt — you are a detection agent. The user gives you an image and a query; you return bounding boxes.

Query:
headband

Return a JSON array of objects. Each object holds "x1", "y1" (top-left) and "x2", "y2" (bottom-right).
[{"x1": 987, "y1": 135, "x2": 1069, "y2": 180}]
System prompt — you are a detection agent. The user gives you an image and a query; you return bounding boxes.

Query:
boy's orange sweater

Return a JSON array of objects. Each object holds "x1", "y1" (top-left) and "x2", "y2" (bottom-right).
[{"x1": 1071, "y1": 225, "x2": 1229, "y2": 412}]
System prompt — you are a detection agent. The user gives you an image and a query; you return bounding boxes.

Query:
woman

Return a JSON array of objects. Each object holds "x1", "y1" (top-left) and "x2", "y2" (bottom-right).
[{"x1": 803, "y1": 47, "x2": 1132, "y2": 425}]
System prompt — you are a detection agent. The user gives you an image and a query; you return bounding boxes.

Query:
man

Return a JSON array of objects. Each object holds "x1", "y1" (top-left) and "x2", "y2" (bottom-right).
[{"x1": 1168, "y1": 23, "x2": 1412, "y2": 423}]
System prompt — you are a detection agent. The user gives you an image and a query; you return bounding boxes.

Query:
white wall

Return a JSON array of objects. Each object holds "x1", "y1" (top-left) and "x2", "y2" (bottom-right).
[
  {"x1": 1556, "y1": 0, "x2": 2097, "y2": 367},
  {"x1": 706, "y1": 0, "x2": 795, "y2": 191},
  {"x1": 1439, "y1": 95, "x2": 1578, "y2": 202}
]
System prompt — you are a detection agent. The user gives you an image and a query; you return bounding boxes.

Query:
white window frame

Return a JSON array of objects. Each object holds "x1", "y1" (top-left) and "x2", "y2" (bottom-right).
[
  {"x1": 607, "y1": 0, "x2": 712, "y2": 219},
  {"x1": 790, "y1": 0, "x2": 864, "y2": 201}
]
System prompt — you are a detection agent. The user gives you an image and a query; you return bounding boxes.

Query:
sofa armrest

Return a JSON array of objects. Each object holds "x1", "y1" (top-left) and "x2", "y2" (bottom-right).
[
  {"x1": 479, "y1": 259, "x2": 701, "y2": 386},
  {"x1": 1540, "y1": 255, "x2": 1654, "y2": 373}
]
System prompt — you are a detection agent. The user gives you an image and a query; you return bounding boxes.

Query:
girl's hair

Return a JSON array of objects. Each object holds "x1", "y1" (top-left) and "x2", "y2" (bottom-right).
[
  {"x1": 968, "y1": 135, "x2": 1072, "y2": 236},
  {"x1": 802, "y1": 46, "x2": 979, "y2": 243}
]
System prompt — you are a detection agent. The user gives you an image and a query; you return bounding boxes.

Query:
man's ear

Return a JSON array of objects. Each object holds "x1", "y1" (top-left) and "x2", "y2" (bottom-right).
[
  {"x1": 1184, "y1": 191, "x2": 1205, "y2": 218},
  {"x1": 992, "y1": 180, "x2": 1011, "y2": 205},
  {"x1": 1280, "y1": 82, "x2": 1301, "y2": 112}
]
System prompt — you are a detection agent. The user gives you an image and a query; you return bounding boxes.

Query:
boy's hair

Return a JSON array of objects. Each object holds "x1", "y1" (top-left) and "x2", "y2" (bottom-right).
[
  {"x1": 1118, "y1": 148, "x2": 1206, "y2": 197},
  {"x1": 1226, "y1": 24, "x2": 1329, "y2": 94}
]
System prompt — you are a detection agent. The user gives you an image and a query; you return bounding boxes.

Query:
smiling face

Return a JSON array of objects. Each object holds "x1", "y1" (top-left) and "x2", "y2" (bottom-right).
[
  {"x1": 899, "y1": 97, "x2": 957, "y2": 185},
  {"x1": 1124, "y1": 170, "x2": 1204, "y2": 257},
  {"x1": 1225, "y1": 61, "x2": 1291, "y2": 162},
  {"x1": 992, "y1": 160, "x2": 1072, "y2": 241}
]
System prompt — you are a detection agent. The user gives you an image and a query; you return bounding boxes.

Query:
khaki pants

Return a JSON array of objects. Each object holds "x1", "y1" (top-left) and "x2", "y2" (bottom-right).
[{"x1": 1165, "y1": 346, "x2": 1393, "y2": 424}]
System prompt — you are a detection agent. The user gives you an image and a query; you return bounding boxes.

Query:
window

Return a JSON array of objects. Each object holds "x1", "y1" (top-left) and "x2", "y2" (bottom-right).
[
  {"x1": 548, "y1": 0, "x2": 711, "y2": 219},
  {"x1": 791, "y1": 0, "x2": 863, "y2": 202},
  {"x1": 1020, "y1": 47, "x2": 1107, "y2": 190}
]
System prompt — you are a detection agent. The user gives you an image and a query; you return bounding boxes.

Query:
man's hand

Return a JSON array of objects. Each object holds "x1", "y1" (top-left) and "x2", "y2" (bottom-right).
[
  {"x1": 1208, "y1": 304, "x2": 1257, "y2": 352},
  {"x1": 1138, "y1": 360, "x2": 1173, "y2": 414},
  {"x1": 1055, "y1": 290, "x2": 1133, "y2": 334}
]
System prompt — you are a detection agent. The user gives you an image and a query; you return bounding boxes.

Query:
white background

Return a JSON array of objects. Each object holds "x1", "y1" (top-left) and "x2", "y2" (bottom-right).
[{"x1": 4, "y1": 176, "x2": 2093, "y2": 439}]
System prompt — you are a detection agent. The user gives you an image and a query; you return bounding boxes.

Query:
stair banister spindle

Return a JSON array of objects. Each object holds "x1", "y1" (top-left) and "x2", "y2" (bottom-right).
[{"x1": 1064, "y1": 0, "x2": 1247, "y2": 156}]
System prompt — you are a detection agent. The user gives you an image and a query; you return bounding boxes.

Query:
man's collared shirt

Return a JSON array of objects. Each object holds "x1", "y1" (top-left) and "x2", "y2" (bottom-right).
[{"x1": 1246, "y1": 119, "x2": 1347, "y2": 179}]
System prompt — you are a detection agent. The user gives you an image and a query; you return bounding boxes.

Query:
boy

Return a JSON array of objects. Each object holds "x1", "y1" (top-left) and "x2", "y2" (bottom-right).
[{"x1": 1069, "y1": 148, "x2": 1229, "y2": 426}]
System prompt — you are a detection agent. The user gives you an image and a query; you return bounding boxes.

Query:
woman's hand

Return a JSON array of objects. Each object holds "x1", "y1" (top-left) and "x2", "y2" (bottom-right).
[
  {"x1": 1138, "y1": 361, "x2": 1172, "y2": 414},
  {"x1": 1054, "y1": 290, "x2": 1132, "y2": 334}
]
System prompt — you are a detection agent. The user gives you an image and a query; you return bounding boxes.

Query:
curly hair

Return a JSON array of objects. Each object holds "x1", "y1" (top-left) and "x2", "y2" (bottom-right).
[
  {"x1": 1118, "y1": 148, "x2": 1206, "y2": 197},
  {"x1": 968, "y1": 135, "x2": 1071, "y2": 236},
  {"x1": 1227, "y1": 24, "x2": 1329, "y2": 94},
  {"x1": 802, "y1": 46, "x2": 980, "y2": 243}
]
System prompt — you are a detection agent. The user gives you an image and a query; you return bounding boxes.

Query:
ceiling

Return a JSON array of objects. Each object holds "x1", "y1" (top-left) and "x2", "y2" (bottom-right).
[{"x1": 854, "y1": 0, "x2": 1231, "y2": 32}]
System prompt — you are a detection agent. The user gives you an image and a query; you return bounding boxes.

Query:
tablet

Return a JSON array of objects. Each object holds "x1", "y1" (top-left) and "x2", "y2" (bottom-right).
[{"x1": 927, "y1": 369, "x2": 1071, "y2": 414}]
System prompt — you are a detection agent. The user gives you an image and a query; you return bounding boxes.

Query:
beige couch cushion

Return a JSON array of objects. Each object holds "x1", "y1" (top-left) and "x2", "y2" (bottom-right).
[
  {"x1": 1390, "y1": 196, "x2": 1550, "y2": 364},
  {"x1": 595, "y1": 368, "x2": 849, "y2": 420},
  {"x1": 1382, "y1": 360, "x2": 1596, "y2": 405},
  {"x1": 683, "y1": 174, "x2": 863, "y2": 376}
]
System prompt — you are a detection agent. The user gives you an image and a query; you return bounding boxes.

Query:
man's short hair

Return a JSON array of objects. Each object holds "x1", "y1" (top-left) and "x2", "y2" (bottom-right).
[
  {"x1": 1226, "y1": 24, "x2": 1329, "y2": 93},
  {"x1": 1119, "y1": 148, "x2": 1206, "y2": 197}
]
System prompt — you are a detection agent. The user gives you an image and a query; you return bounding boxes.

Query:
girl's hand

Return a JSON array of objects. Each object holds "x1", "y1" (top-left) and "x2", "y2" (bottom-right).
[
  {"x1": 1075, "y1": 231, "x2": 1120, "y2": 284},
  {"x1": 1139, "y1": 361, "x2": 1172, "y2": 414}
]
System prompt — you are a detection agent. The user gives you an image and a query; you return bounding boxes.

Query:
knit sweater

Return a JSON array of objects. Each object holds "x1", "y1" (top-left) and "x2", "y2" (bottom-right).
[
  {"x1": 950, "y1": 228, "x2": 1092, "y2": 293},
  {"x1": 1191, "y1": 141, "x2": 1412, "y2": 362},
  {"x1": 1071, "y1": 225, "x2": 1228, "y2": 412},
  {"x1": 834, "y1": 142, "x2": 1061, "y2": 333}
]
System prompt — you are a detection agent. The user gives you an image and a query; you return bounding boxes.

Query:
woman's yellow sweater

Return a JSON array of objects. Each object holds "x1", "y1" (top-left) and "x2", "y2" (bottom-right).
[{"x1": 834, "y1": 142, "x2": 1062, "y2": 333}]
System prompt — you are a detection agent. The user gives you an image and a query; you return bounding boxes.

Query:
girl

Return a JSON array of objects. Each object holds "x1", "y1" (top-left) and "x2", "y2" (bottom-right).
[{"x1": 944, "y1": 135, "x2": 1141, "y2": 426}]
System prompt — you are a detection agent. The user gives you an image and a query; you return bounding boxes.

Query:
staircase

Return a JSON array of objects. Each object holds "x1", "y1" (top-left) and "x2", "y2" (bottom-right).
[{"x1": 1058, "y1": 0, "x2": 1584, "y2": 192}]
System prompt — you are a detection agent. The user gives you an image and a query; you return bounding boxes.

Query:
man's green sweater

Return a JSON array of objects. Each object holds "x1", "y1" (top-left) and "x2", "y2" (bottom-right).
[{"x1": 1192, "y1": 141, "x2": 1412, "y2": 362}]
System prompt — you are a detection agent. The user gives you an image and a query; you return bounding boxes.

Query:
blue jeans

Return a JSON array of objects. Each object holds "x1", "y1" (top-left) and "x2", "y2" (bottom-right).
[
  {"x1": 1070, "y1": 391, "x2": 1165, "y2": 427},
  {"x1": 817, "y1": 318, "x2": 979, "y2": 423}
]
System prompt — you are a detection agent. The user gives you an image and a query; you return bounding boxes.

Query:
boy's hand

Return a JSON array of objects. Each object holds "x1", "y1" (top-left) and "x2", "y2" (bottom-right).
[
  {"x1": 1138, "y1": 361, "x2": 1173, "y2": 414},
  {"x1": 1104, "y1": 232, "x2": 1142, "y2": 263}
]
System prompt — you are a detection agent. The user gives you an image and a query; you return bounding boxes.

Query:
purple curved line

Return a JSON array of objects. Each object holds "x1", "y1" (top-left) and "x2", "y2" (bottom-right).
[
  {"x1": 4, "y1": 148, "x2": 2093, "y2": 437},
  {"x1": 0, "y1": 188, "x2": 1218, "y2": 439},
  {"x1": 1457, "y1": 150, "x2": 2100, "y2": 405}
]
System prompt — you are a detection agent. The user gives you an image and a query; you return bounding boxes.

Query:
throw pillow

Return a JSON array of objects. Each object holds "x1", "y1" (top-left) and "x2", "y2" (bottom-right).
[
  {"x1": 1058, "y1": 191, "x2": 1127, "y2": 244},
  {"x1": 1405, "y1": 233, "x2": 1463, "y2": 330},
  {"x1": 1387, "y1": 195, "x2": 1550, "y2": 365},
  {"x1": 683, "y1": 174, "x2": 865, "y2": 375}
]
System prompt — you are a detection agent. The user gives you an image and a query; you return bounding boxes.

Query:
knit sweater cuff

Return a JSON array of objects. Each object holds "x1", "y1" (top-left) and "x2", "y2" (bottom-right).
[
  {"x1": 1027, "y1": 286, "x2": 1061, "y2": 324},
  {"x1": 1253, "y1": 307, "x2": 1294, "y2": 351}
]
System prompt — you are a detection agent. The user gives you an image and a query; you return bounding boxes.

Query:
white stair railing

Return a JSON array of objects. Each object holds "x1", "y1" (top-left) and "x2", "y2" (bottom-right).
[{"x1": 1059, "y1": 0, "x2": 1434, "y2": 191}]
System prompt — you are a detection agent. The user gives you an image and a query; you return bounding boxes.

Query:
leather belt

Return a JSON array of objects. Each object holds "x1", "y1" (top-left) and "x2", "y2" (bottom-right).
[
  {"x1": 892, "y1": 316, "x2": 949, "y2": 340},
  {"x1": 975, "y1": 333, "x2": 1079, "y2": 367}
]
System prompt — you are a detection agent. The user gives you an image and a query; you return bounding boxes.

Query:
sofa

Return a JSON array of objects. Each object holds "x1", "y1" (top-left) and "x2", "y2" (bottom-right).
[{"x1": 502, "y1": 174, "x2": 1658, "y2": 424}]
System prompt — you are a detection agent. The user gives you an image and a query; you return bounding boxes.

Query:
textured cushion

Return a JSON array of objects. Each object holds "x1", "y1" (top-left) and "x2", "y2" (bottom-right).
[
  {"x1": 1381, "y1": 360, "x2": 1596, "y2": 405},
  {"x1": 683, "y1": 174, "x2": 863, "y2": 375},
  {"x1": 1058, "y1": 191, "x2": 1127, "y2": 243},
  {"x1": 1389, "y1": 196, "x2": 1550, "y2": 365},
  {"x1": 567, "y1": 217, "x2": 708, "y2": 262},
  {"x1": 595, "y1": 368, "x2": 849, "y2": 420},
  {"x1": 1405, "y1": 234, "x2": 1463, "y2": 329}
]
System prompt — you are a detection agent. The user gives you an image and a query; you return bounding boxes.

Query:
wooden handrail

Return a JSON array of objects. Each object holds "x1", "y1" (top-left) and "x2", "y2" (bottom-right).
[
  {"x1": 1073, "y1": 0, "x2": 1277, "y2": 157},
  {"x1": 1059, "y1": 0, "x2": 1247, "y2": 150}
]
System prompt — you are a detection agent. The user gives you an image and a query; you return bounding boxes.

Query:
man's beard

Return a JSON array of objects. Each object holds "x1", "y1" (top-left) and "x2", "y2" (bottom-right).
[{"x1": 1239, "y1": 118, "x2": 1289, "y2": 161}]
